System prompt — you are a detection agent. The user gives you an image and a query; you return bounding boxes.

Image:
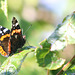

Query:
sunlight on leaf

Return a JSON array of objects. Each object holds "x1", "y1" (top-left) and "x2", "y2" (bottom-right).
[
  {"x1": 0, "y1": 0, "x2": 8, "y2": 17},
  {"x1": 0, "y1": 47, "x2": 34, "y2": 75},
  {"x1": 47, "y1": 12, "x2": 75, "y2": 51}
]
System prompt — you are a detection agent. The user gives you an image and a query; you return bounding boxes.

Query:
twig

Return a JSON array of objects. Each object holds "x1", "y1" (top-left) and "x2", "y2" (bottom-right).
[
  {"x1": 47, "y1": 69, "x2": 50, "y2": 75},
  {"x1": 56, "y1": 55, "x2": 75, "y2": 75}
]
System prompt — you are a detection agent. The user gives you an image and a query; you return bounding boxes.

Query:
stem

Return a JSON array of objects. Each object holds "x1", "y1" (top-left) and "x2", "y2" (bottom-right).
[
  {"x1": 47, "y1": 69, "x2": 50, "y2": 75},
  {"x1": 56, "y1": 55, "x2": 75, "y2": 75}
]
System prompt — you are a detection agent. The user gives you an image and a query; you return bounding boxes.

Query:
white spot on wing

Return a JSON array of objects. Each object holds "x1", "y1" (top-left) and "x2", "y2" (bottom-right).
[
  {"x1": 13, "y1": 24, "x2": 15, "y2": 26},
  {"x1": 2, "y1": 33, "x2": 4, "y2": 35},
  {"x1": 16, "y1": 22, "x2": 19, "y2": 26},
  {"x1": 0, "y1": 26, "x2": 2, "y2": 29},
  {"x1": 0, "y1": 31, "x2": 2, "y2": 33},
  {"x1": 3, "y1": 28, "x2": 8, "y2": 33},
  {"x1": 0, "y1": 31, "x2": 4, "y2": 35}
]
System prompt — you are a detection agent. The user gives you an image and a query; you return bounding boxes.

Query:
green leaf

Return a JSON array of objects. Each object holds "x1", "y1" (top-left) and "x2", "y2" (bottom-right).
[
  {"x1": 36, "y1": 11, "x2": 75, "y2": 70},
  {"x1": 40, "y1": 39, "x2": 51, "y2": 49},
  {"x1": 0, "y1": 0, "x2": 8, "y2": 17},
  {"x1": 0, "y1": 47, "x2": 34, "y2": 75},
  {"x1": 47, "y1": 12, "x2": 75, "y2": 51},
  {"x1": 36, "y1": 39, "x2": 65, "y2": 70},
  {"x1": 0, "y1": 9, "x2": 7, "y2": 25}
]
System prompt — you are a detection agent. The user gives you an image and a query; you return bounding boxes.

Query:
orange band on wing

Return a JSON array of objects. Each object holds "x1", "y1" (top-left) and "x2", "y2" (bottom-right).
[
  {"x1": 0, "y1": 46, "x2": 8, "y2": 56},
  {"x1": 0, "y1": 34, "x2": 10, "y2": 41},
  {"x1": 11, "y1": 29, "x2": 21, "y2": 35}
]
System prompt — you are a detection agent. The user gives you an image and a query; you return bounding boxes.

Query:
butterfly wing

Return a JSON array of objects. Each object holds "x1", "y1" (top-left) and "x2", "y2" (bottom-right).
[
  {"x1": 0, "y1": 26, "x2": 10, "y2": 57},
  {"x1": 10, "y1": 17, "x2": 26, "y2": 55}
]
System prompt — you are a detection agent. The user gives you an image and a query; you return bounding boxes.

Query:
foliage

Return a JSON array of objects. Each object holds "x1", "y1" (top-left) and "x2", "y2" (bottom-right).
[
  {"x1": 0, "y1": 47, "x2": 34, "y2": 75},
  {"x1": 0, "y1": 0, "x2": 75, "y2": 75}
]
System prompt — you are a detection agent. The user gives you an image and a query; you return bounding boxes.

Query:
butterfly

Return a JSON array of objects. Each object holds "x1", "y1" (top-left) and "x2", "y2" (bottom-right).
[{"x1": 0, "y1": 17, "x2": 26, "y2": 57}]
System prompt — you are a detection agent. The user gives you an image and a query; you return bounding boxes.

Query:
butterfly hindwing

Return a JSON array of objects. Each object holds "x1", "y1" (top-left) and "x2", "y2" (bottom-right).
[{"x1": 0, "y1": 26, "x2": 10, "y2": 57}]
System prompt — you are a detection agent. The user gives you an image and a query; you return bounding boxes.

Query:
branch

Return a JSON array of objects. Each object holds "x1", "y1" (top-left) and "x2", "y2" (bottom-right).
[{"x1": 56, "y1": 55, "x2": 75, "y2": 75}]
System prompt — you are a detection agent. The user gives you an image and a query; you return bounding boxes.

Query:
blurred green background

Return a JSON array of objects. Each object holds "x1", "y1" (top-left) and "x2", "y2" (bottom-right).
[{"x1": 0, "y1": 0, "x2": 75, "y2": 75}]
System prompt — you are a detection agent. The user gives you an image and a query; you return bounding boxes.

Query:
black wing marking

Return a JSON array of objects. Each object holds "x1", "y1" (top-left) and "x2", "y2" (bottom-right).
[{"x1": 0, "y1": 26, "x2": 10, "y2": 38}]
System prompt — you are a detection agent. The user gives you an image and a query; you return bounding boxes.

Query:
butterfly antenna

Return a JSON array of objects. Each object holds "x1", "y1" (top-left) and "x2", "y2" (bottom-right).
[
  {"x1": 24, "y1": 24, "x2": 32, "y2": 35},
  {"x1": 23, "y1": 24, "x2": 32, "y2": 46},
  {"x1": 26, "y1": 40, "x2": 30, "y2": 46},
  {"x1": 22, "y1": 28, "x2": 23, "y2": 34}
]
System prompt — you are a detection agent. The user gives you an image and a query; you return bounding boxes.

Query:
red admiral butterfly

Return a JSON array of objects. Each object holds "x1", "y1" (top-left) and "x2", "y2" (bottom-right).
[{"x1": 0, "y1": 17, "x2": 26, "y2": 57}]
